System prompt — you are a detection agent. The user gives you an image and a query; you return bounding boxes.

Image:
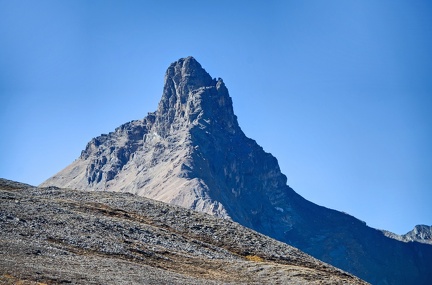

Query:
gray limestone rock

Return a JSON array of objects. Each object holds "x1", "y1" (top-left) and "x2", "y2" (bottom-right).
[{"x1": 41, "y1": 57, "x2": 432, "y2": 285}]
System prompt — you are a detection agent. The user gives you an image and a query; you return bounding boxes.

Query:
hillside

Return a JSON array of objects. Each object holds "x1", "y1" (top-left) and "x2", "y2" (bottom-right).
[{"x1": 0, "y1": 178, "x2": 367, "y2": 284}]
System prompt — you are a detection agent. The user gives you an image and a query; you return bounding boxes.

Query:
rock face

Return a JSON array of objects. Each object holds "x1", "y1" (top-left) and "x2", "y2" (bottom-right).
[
  {"x1": 1, "y1": 178, "x2": 368, "y2": 284},
  {"x1": 41, "y1": 57, "x2": 432, "y2": 285}
]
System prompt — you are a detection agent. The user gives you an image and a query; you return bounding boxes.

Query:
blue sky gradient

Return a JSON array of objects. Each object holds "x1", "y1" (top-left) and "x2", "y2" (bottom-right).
[{"x1": 1, "y1": 0, "x2": 431, "y2": 235}]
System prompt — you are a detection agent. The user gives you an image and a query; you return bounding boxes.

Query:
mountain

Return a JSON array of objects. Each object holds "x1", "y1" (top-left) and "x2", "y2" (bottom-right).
[
  {"x1": 403, "y1": 225, "x2": 432, "y2": 243},
  {"x1": 41, "y1": 57, "x2": 432, "y2": 284},
  {"x1": 0, "y1": 178, "x2": 367, "y2": 284},
  {"x1": 382, "y1": 225, "x2": 432, "y2": 245}
]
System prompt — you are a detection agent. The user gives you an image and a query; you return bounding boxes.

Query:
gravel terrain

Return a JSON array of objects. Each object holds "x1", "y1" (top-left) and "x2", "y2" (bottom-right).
[{"x1": 1, "y1": 178, "x2": 367, "y2": 284}]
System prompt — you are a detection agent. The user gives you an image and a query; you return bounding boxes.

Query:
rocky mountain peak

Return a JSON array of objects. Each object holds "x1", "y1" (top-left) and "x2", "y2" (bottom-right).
[
  {"x1": 41, "y1": 57, "x2": 432, "y2": 285},
  {"x1": 156, "y1": 56, "x2": 238, "y2": 137},
  {"x1": 163, "y1": 56, "x2": 213, "y2": 95},
  {"x1": 381, "y1": 225, "x2": 432, "y2": 245},
  {"x1": 404, "y1": 225, "x2": 432, "y2": 244}
]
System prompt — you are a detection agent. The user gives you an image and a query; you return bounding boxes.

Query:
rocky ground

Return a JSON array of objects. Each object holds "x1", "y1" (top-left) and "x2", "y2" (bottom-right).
[{"x1": 0, "y1": 178, "x2": 367, "y2": 284}]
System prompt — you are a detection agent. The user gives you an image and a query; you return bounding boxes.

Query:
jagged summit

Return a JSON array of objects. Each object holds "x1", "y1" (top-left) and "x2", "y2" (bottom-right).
[
  {"x1": 161, "y1": 56, "x2": 213, "y2": 102},
  {"x1": 156, "y1": 56, "x2": 238, "y2": 137},
  {"x1": 41, "y1": 57, "x2": 432, "y2": 284}
]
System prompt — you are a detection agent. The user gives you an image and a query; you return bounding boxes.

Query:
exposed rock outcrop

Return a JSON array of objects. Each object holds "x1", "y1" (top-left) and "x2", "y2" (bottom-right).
[{"x1": 41, "y1": 57, "x2": 432, "y2": 284}]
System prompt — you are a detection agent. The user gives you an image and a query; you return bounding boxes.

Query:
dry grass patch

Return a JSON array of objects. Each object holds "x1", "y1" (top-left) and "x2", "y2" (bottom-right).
[
  {"x1": 0, "y1": 274, "x2": 48, "y2": 285},
  {"x1": 245, "y1": 255, "x2": 264, "y2": 262}
]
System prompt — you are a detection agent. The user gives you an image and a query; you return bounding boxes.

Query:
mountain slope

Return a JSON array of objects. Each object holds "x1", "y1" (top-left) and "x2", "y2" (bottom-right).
[
  {"x1": 0, "y1": 178, "x2": 367, "y2": 284},
  {"x1": 41, "y1": 57, "x2": 432, "y2": 284}
]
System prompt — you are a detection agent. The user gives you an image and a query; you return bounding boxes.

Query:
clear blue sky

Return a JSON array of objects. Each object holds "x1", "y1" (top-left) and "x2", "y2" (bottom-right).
[{"x1": 1, "y1": 0, "x2": 431, "y2": 235}]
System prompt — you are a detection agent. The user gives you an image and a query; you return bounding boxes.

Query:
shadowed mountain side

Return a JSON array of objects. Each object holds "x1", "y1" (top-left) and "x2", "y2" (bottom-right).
[
  {"x1": 0, "y1": 178, "x2": 367, "y2": 285},
  {"x1": 41, "y1": 57, "x2": 432, "y2": 284}
]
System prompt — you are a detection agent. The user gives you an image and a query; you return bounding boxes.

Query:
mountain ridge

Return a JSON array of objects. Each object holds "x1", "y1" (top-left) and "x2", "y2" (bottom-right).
[{"x1": 41, "y1": 57, "x2": 432, "y2": 284}]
